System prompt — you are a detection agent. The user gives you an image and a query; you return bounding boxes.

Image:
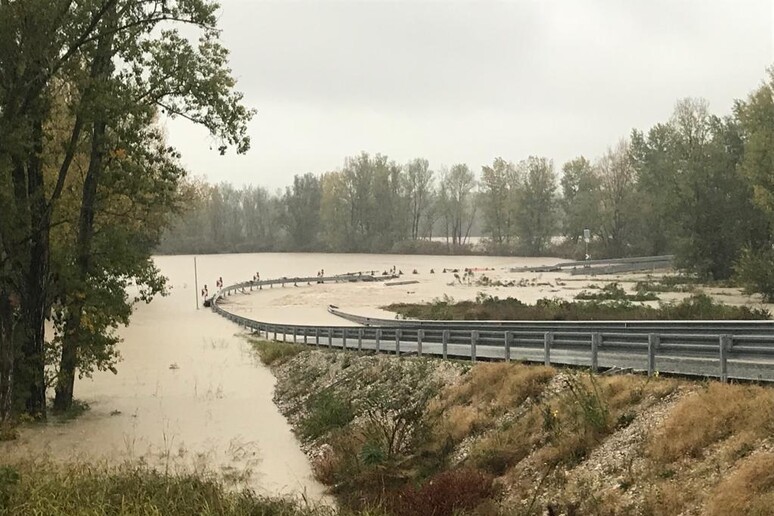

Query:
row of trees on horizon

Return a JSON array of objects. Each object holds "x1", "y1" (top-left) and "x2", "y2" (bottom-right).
[{"x1": 160, "y1": 72, "x2": 774, "y2": 297}]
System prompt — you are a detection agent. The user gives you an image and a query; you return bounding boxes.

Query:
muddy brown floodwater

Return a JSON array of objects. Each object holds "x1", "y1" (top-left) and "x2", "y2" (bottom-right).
[
  {"x1": 9, "y1": 252, "x2": 758, "y2": 501},
  {"x1": 0, "y1": 253, "x2": 552, "y2": 500}
]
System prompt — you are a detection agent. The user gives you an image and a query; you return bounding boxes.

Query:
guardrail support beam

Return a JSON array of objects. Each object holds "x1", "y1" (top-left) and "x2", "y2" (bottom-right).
[
  {"x1": 591, "y1": 333, "x2": 601, "y2": 373},
  {"x1": 395, "y1": 329, "x2": 402, "y2": 355},
  {"x1": 342, "y1": 329, "x2": 347, "y2": 350},
  {"x1": 315, "y1": 328, "x2": 319, "y2": 348},
  {"x1": 504, "y1": 331, "x2": 511, "y2": 362},
  {"x1": 442, "y1": 330, "x2": 449, "y2": 360},
  {"x1": 544, "y1": 332, "x2": 553, "y2": 366},
  {"x1": 647, "y1": 333, "x2": 659, "y2": 377},
  {"x1": 471, "y1": 330, "x2": 478, "y2": 363},
  {"x1": 328, "y1": 328, "x2": 333, "y2": 349},
  {"x1": 376, "y1": 329, "x2": 381, "y2": 353},
  {"x1": 720, "y1": 334, "x2": 731, "y2": 383},
  {"x1": 417, "y1": 329, "x2": 424, "y2": 356},
  {"x1": 358, "y1": 329, "x2": 363, "y2": 352}
]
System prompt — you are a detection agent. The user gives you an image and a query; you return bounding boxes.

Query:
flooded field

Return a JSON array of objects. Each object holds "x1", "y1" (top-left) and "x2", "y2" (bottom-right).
[
  {"x1": 2, "y1": 252, "x2": 765, "y2": 501},
  {"x1": 0, "y1": 253, "x2": 554, "y2": 500}
]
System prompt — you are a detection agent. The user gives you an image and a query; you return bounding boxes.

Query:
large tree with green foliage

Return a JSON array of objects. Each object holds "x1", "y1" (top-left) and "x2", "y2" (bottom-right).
[
  {"x1": 633, "y1": 99, "x2": 764, "y2": 279},
  {"x1": 480, "y1": 157, "x2": 518, "y2": 250},
  {"x1": 438, "y1": 164, "x2": 477, "y2": 246},
  {"x1": 734, "y1": 69, "x2": 774, "y2": 298},
  {"x1": 514, "y1": 156, "x2": 557, "y2": 255},
  {"x1": 560, "y1": 156, "x2": 601, "y2": 244},
  {"x1": 282, "y1": 173, "x2": 322, "y2": 250},
  {"x1": 0, "y1": 0, "x2": 252, "y2": 420}
]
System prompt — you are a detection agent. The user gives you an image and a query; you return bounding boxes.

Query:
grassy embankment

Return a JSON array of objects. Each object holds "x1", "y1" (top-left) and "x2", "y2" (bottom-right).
[{"x1": 252, "y1": 324, "x2": 774, "y2": 516}]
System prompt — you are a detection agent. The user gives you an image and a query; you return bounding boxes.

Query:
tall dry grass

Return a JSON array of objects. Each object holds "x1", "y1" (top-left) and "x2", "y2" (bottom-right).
[
  {"x1": 706, "y1": 452, "x2": 774, "y2": 515},
  {"x1": 469, "y1": 373, "x2": 679, "y2": 477},
  {"x1": 648, "y1": 382, "x2": 774, "y2": 464},
  {"x1": 432, "y1": 363, "x2": 554, "y2": 442}
]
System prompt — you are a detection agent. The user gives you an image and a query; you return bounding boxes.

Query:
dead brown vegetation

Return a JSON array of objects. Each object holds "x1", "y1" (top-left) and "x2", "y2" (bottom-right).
[
  {"x1": 264, "y1": 346, "x2": 774, "y2": 516},
  {"x1": 706, "y1": 452, "x2": 774, "y2": 515},
  {"x1": 432, "y1": 363, "x2": 554, "y2": 442},
  {"x1": 648, "y1": 382, "x2": 774, "y2": 464}
]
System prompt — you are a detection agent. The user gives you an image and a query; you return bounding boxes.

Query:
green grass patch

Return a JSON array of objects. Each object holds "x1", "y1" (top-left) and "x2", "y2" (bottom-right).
[
  {"x1": 300, "y1": 389, "x2": 355, "y2": 440},
  {"x1": 250, "y1": 338, "x2": 306, "y2": 366}
]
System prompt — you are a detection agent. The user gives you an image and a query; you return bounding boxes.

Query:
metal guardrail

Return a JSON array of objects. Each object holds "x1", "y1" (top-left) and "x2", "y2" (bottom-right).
[
  {"x1": 508, "y1": 254, "x2": 674, "y2": 276},
  {"x1": 326, "y1": 305, "x2": 774, "y2": 334},
  {"x1": 211, "y1": 275, "x2": 774, "y2": 383}
]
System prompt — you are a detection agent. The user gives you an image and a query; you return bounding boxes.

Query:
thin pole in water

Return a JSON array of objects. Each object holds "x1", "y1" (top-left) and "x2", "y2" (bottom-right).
[{"x1": 194, "y1": 256, "x2": 199, "y2": 310}]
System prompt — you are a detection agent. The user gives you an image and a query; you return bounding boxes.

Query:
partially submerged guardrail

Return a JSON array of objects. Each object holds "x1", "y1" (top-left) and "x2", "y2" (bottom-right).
[
  {"x1": 211, "y1": 275, "x2": 774, "y2": 383},
  {"x1": 510, "y1": 255, "x2": 675, "y2": 275}
]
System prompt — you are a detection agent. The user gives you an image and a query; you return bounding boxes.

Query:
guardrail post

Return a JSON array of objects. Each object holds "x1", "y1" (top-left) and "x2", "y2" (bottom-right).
[
  {"x1": 544, "y1": 332, "x2": 553, "y2": 366},
  {"x1": 417, "y1": 329, "x2": 424, "y2": 356},
  {"x1": 273, "y1": 328, "x2": 277, "y2": 342},
  {"x1": 292, "y1": 327, "x2": 297, "y2": 343},
  {"x1": 591, "y1": 333, "x2": 601, "y2": 373},
  {"x1": 395, "y1": 329, "x2": 402, "y2": 355},
  {"x1": 647, "y1": 333, "x2": 659, "y2": 377},
  {"x1": 342, "y1": 329, "x2": 347, "y2": 350},
  {"x1": 315, "y1": 328, "x2": 319, "y2": 348},
  {"x1": 376, "y1": 329, "x2": 381, "y2": 353},
  {"x1": 303, "y1": 328, "x2": 308, "y2": 345},
  {"x1": 358, "y1": 328, "x2": 363, "y2": 352},
  {"x1": 504, "y1": 331, "x2": 511, "y2": 362},
  {"x1": 470, "y1": 330, "x2": 478, "y2": 363},
  {"x1": 328, "y1": 328, "x2": 333, "y2": 349},
  {"x1": 720, "y1": 334, "x2": 731, "y2": 383},
  {"x1": 282, "y1": 327, "x2": 287, "y2": 343},
  {"x1": 442, "y1": 330, "x2": 449, "y2": 359}
]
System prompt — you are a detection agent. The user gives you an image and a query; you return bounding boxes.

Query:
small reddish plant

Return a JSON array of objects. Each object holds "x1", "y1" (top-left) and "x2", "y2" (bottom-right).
[{"x1": 390, "y1": 467, "x2": 495, "y2": 516}]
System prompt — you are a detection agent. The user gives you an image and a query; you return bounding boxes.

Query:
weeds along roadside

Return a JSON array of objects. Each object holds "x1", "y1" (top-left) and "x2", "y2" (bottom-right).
[
  {"x1": 0, "y1": 460, "x2": 344, "y2": 516},
  {"x1": 251, "y1": 338, "x2": 774, "y2": 516}
]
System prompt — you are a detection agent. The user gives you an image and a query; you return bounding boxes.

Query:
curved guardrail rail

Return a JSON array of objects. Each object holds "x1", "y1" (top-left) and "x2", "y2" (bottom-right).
[
  {"x1": 212, "y1": 275, "x2": 774, "y2": 383},
  {"x1": 327, "y1": 305, "x2": 774, "y2": 334}
]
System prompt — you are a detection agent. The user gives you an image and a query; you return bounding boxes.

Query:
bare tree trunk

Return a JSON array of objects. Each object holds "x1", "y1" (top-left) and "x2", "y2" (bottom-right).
[
  {"x1": 0, "y1": 288, "x2": 15, "y2": 423},
  {"x1": 16, "y1": 117, "x2": 49, "y2": 419}
]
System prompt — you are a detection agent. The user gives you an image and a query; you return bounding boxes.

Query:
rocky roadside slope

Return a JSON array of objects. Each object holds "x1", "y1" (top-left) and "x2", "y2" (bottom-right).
[{"x1": 255, "y1": 340, "x2": 774, "y2": 516}]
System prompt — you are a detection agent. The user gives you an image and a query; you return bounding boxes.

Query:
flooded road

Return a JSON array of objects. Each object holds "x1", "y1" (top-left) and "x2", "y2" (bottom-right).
[
  {"x1": 0, "y1": 252, "x2": 593, "y2": 499},
  {"x1": 3, "y1": 252, "x2": 764, "y2": 499}
]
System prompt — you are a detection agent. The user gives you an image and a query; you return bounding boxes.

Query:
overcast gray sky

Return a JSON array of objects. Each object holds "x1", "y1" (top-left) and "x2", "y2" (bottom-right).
[{"x1": 164, "y1": 0, "x2": 774, "y2": 191}]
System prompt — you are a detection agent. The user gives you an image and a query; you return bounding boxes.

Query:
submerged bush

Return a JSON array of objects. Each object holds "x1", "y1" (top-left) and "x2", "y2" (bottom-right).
[
  {"x1": 387, "y1": 293, "x2": 769, "y2": 321},
  {"x1": 576, "y1": 282, "x2": 659, "y2": 302}
]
